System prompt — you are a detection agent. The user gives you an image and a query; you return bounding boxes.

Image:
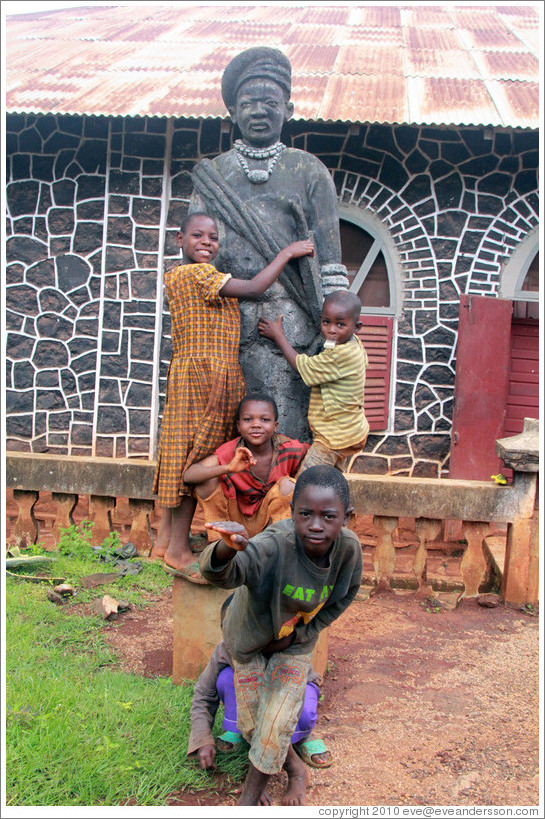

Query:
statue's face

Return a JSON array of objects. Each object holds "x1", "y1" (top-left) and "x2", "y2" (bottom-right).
[{"x1": 231, "y1": 78, "x2": 293, "y2": 147}]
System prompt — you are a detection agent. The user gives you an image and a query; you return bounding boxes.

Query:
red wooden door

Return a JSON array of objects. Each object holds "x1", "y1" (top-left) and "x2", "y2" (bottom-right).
[{"x1": 448, "y1": 294, "x2": 513, "y2": 481}]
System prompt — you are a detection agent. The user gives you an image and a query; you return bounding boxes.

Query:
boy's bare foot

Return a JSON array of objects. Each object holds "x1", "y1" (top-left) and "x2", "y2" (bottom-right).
[
  {"x1": 281, "y1": 745, "x2": 310, "y2": 806},
  {"x1": 233, "y1": 786, "x2": 271, "y2": 805},
  {"x1": 237, "y1": 763, "x2": 270, "y2": 805},
  {"x1": 258, "y1": 790, "x2": 272, "y2": 806}
]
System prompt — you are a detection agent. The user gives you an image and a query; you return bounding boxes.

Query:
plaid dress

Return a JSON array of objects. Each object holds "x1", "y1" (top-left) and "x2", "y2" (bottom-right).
[{"x1": 152, "y1": 263, "x2": 245, "y2": 507}]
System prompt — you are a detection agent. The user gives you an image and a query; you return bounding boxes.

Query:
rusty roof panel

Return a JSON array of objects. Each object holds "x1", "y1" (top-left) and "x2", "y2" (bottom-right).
[
  {"x1": 342, "y1": 25, "x2": 405, "y2": 47},
  {"x1": 496, "y1": 5, "x2": 540, "y2": 17},
  {"x1": 113, "y1": 41, "x2": 217, "y2": 73},
  {"x1": 461, "y1": 24, "x2": 530, "y2": 50},
  {"x1": 10, "y1": 40, "x2": 139, "y2": 76},
  {"x1": 360, "y1": 5, "x2": 402, "y2": 28},
  {"x1": 452, "y1": 10, "x2": 517, "y2": 31},
  {"x1": 335, "y1": 45, "x2": 405, "y2": 77},
  {"x1": 488, "y1": 80, "x2": 540, "y2": 128},
  {"x1": 112, "y1": 21, "x2": 176, "y2": 43},
  {"x1": 7, "y1": 75, "x2": 102, "y2": 116},
  {"x1": 403, "y1": 7, "x2": 454, "y2": 27},
  {"x1": 289, "y1": 73, "x2": 329, "y2": 120},
  {"x1": 406, "y1": 48, "x2": 482, "y2": 80},
  {"x1": 298, "y1": 6, "x2": 352, "y2": 26},
  {"x1": 183, "y1": 20, "x2": 293, "y2": 43},
  {"x1": 183, "y1": 44, "x2": 248, "y2": 73},
  {"x1": 500, "y1": 23, "x2": 540, "y2": 54},
  {"x1": 146, "y1": 74, "x2": 227, "y2": 119},
  {"x1": 285, "y1": 24, "x2": 349, "y2": 48},
  {"x1": 320, "y1": 75, "x2": 409, "y2": 124},
  {"x1": 406, "y1": 27, "x2": 466, "y2": 52},
  {"x1": 248, "y1": 5, "x2": 317, "y2": 25},
  {"x1": 283, "y1": 44, "x2": 339, "y2": 75},
  {"x1": 5, "y1": 3, "x2": 540, "y2": 128},
  {"x1": 479, "y1": 51, "x2": 540, "y2": 81},
  {"x1": 410, "y1": 77, "x2": 504, "y2": 127}
]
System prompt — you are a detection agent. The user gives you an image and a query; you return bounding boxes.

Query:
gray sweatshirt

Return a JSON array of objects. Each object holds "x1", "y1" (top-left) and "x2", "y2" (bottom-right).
[{"x1": 199, "y1": 518, "x2": 362, "y2": 664}]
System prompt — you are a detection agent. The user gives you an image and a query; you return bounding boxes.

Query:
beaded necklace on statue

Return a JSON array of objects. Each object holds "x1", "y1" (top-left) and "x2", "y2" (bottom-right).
[{"x1": 234, "y1": 139, "x2": 285, "y2": 184}]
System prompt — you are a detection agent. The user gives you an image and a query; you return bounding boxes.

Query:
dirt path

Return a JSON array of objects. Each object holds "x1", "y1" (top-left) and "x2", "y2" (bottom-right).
[{"x1": 102, "y1": 585, "x2": 540, "y2": 809}]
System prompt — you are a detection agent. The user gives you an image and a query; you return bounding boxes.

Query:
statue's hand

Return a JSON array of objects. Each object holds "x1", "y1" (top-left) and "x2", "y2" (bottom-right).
[{"x1": 258, "y1": 315, "x2": 284, "y2": 341}]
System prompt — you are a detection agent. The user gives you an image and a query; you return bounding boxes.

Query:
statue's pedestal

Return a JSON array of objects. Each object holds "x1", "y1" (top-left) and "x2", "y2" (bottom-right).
[{"x1": 172, "y1": 576, "x2": 329, "y2": 683}]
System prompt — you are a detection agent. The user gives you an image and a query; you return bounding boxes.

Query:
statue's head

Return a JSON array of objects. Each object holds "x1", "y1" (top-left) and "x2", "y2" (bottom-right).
[{"x1": 222, "y1": 47, "x2": 294, "y2": 147}]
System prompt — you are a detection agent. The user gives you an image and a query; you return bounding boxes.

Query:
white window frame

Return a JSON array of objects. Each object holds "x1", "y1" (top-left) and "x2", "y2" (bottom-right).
[
  {"x1": 499, "y1": 229, "x2": 539, "y2": 303},
  {"x1": 337, "y1": 204, "x2": 402, "y2": 317}
]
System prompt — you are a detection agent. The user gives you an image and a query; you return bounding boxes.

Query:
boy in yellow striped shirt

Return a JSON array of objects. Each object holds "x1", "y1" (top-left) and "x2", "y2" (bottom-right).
[{"x1": 258, "y1": 290, "x2": 369, "y2": 472}]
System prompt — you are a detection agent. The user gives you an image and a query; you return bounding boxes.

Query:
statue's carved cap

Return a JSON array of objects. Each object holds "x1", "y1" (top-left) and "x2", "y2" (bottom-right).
[{"x1": 222, "y1": 47, "x2": 292, "y2": 109}]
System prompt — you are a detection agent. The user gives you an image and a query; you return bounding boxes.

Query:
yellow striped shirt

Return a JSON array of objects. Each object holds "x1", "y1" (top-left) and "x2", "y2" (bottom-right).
[{"x1": 296, "y1": 335, "x2": 369, "y2": 450}]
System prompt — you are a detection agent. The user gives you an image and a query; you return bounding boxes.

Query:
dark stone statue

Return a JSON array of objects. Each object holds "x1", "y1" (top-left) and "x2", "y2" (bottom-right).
[{"x1": 191, "y1": 47, "x2": 348, "y2": 441}]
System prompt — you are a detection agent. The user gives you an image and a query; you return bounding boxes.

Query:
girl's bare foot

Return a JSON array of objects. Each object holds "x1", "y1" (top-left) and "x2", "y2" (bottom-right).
[
  {"x1": 161, "y1": 496, "x2": 197, "y2": 571},
  {"x1": 150, "y1": 508, "x2": 171, "y2": 559},
  {"x1": 163, "y1": 551, "x2": 196, "y2": 572},
  {"x1": 282, "y1": 745, "x2": 310, "y2": 806}
]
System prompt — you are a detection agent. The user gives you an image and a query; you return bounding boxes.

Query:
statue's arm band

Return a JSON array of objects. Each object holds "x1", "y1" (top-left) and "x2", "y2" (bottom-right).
[{"x1": 321, "y1": 264, "x2": 350, "y2": 294}]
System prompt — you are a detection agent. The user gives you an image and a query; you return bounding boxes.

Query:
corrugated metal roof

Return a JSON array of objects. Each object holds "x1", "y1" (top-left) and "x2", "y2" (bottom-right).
[{"x1": 4, "y1": 3, "x2": 541, "y2": 128}]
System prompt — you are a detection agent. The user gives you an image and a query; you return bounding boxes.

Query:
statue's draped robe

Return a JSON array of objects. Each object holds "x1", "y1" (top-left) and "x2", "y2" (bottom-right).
[{"x1": 191, "y1": 148, "x2": 347, "y2": 441}]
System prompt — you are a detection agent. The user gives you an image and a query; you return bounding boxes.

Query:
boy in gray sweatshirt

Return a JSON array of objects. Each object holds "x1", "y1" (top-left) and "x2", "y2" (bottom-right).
[{"x1": 199, "y1": 465, "x2": 362, "y2": 806}]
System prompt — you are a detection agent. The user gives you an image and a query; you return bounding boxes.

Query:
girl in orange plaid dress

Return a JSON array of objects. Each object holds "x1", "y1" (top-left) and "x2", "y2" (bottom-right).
[{"x1": 151, "y1": 212, "x2": 314, "y2": 580}]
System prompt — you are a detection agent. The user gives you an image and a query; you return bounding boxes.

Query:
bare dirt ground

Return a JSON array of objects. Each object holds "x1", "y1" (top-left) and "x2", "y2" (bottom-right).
[
  {"x1": 101, "y1": 585, "x2": 540, "y2": 809},
  {"x1": 6, "y1": 494, "x2": 541, "y2": 808}
]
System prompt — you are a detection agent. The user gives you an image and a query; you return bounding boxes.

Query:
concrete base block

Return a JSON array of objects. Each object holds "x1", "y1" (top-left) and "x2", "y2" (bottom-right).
[
  {"x1": 310, "y1": 626, "x2": 329, "y2": 678},
  {"x1": 172, "y1": 576, "x2": 329, "y2": 683}
]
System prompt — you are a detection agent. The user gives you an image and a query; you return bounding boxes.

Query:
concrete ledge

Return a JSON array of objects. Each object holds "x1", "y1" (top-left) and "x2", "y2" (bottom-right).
[
  {"x1": 6, "y1": 452, "x2": 157, "y2": 500},
  {"x1": 347, "y1": 473, "x2": 524, "y2": 523},
  {"x1": 496, "y1": 417, "x2": 539, "y2": 472},
  {"x1": 7, "y1": 451, "x2": 526, "y2": 522}
]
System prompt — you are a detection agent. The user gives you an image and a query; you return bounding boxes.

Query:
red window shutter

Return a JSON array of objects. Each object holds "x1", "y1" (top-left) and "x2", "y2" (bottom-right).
[
  {"x1": 356, "y1": 315, "x2": 393, "y2": 431},
  {"x1": 504, "y1": 319, "x2": 539, "y2": 437}
]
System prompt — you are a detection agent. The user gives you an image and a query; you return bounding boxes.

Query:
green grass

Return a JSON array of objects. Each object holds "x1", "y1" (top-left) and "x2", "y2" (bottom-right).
[{"x1": 5, "y1": 524, "x2": 248, "y2": 807}]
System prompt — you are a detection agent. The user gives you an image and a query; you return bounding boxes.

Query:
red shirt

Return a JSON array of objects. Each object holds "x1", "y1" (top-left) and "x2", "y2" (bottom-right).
[{"x1": 215, "y1": 434, "x2": 309, "y2": 516}]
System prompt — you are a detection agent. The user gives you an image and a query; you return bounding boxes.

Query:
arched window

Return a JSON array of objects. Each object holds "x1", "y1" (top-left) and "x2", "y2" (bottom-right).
[
  {"x1": 500, "y1": 229, "x2": 539, "y2": 319},
  {"x1": 338, "y1": 206, "x2": 399, "y2": 315},
  {"x1": 338, "y1": 207, "x2": 400, "y2": 431}
]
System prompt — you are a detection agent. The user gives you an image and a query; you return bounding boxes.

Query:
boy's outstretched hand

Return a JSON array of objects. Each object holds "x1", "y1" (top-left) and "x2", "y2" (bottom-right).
[
  {"x1": 227, "y1": 446, "x2": 256, "y2": 473},
  {"x1": 258, "y1": 315, "x2": 284, "y2": 342},
  {"x1": 205, "y1": 520, "x2": 249, "y2": 551}
]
